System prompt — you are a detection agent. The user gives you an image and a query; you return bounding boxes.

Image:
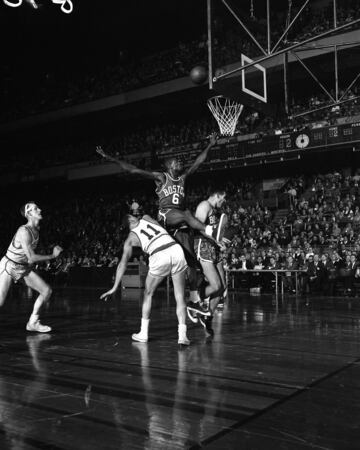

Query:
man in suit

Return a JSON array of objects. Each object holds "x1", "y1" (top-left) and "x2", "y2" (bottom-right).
[
  {"x1": 306, "y1": 254, "x2": 322, "y2": 294},
  {"x1": 326, "y1": 253, "x2": 341, "y2": 296},
  {"x1": 238, "y1": 254, "x2": 253, "y2": 288},
  {"x1": 263, "y1": 256, "x2": 278, "y2": 291},
  {"x1": 319, "y1": 254, "x2": 334, "y2": 295},
  {"x1": 344, "y1": 253, "x2": 359, "y2": 296},
  {"x1": 282, "y1": 255, "x2": 299, "y2": 293}
]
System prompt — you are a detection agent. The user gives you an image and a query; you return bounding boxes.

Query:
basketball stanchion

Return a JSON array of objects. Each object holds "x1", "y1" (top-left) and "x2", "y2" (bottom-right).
[{"x1": 207, "y1": 95, "x2": 244, "y2": 136}]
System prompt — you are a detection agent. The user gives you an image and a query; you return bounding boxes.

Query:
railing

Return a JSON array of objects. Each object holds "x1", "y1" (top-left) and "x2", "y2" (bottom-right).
[{"x1": 226, "y1": 268, "x2": 306, "y2": 297}]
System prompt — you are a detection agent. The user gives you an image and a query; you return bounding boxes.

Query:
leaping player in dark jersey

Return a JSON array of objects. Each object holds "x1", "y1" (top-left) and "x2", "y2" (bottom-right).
[
  {"x1": 96, "y1": 134, "x2": 217, "y2": 235},
  {"x1": 96, "y1": 134, "x2": 219, "y2": 317}
]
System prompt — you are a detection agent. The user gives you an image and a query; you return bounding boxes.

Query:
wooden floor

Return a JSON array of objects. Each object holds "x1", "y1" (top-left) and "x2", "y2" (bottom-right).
[{"x1": 1, "y1": 286, "x2": 360, "y2": 450}]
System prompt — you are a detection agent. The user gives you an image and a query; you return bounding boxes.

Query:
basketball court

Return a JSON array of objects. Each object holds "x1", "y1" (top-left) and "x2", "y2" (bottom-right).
[
  {"x1": 1, "y1": 2, "x2": 360, "y2": 450},
  {"x1": 0, "y1": 287, "x2": 359, "y2": 449}
]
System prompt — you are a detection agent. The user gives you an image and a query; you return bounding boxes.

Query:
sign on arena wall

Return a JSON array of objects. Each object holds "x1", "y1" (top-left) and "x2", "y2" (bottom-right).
[
  {"x1": 263, "y1": 178, "x2": 286, "y2": 191},
  {"x1": 337, "y1": 114, "x2": 360, "y2": 125},
  {"x1": 15, "y1": 121, "x2": 360, "y2": 184},
  {"x1": 156, "y1": 121, "x2": 360, "y2": 171},
  {"x1": 3, "y1": 0, "x2": 73, "y2": 13}
]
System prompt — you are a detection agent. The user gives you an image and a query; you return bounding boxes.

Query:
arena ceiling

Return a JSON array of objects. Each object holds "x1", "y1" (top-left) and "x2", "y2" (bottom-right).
[{"x1": 0, "y1": 0, "x2": 324, "y2": 74}]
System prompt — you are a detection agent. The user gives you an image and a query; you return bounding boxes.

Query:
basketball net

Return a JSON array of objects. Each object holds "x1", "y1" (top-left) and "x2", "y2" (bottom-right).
[{"x1": 207, "y1": 96, "x2": 244, "y2": 137}]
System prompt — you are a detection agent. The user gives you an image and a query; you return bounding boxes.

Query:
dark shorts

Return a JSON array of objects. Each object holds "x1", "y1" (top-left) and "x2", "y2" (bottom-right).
[
  {"x1": 158, "y1": 208, "x2": 187, "y2": 229},
  {"x1": 194, "y1": 238, "x2": 221, "y2": 264},
  {"x1": 170, "y1": 227, "x2": 197, "y2": 269}
]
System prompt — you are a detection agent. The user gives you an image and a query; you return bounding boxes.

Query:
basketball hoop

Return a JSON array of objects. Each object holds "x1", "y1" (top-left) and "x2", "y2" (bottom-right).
[{"x1": 207, "y1": 95, "x2": 244, "y2": 137}]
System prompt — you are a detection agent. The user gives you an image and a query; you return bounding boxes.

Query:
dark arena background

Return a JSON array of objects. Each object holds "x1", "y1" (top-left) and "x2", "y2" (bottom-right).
[{"x1": 1, "y1": 1, "x2": 360, "y2": 449}]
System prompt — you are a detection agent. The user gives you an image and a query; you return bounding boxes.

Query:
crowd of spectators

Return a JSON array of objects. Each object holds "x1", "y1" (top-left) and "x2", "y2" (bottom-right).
[
  {"x1": 0, "y1": 0, "x2": 359, "y2": 122},
  {"x1": 2, "y1": 167, "x2": 360, "y2": 297},
  {"x1": 225, "y1": 170, "x2": 360, "y2": 296}
]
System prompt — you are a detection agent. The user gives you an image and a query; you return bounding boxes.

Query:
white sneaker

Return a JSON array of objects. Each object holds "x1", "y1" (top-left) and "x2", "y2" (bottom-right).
[
  {"x1": 26, "y1": 320, "x2": 51, "y2": 333},
  {"x1": 178, "y1": 336, "x2": 190, "y2": 345},
  {"x1": 132, "y1": 333, "x2": 148, "y2": 343}
]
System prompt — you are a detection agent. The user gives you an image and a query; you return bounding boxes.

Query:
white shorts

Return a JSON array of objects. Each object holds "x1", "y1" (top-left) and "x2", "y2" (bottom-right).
[
  {"x1": 148, "y1": 243, "x2": 187, "y2": 278},
  {"x1": 0, "y1": 256, "x2": 32, "y2": 282}
]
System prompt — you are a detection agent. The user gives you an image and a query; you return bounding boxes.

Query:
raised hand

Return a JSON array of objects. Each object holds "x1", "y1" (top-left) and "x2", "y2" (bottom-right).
[
  {"x1": 209, "y1": 132, "x2": 218, "y2": 146},
  {"x1": 53, "y1": 245, "x2": 63, "y2": 258},
  {"x1": 95, "y1": 145, "x2": 107, "y2": 158}
]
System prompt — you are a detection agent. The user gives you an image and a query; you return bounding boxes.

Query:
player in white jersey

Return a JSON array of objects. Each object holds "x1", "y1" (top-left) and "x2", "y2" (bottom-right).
[
  {"x1": 0, "y1": 202, "x2": 63, "y2": 332},
  {"x1": 100, "y1": 213, "x2": 190, "y2": 345}
]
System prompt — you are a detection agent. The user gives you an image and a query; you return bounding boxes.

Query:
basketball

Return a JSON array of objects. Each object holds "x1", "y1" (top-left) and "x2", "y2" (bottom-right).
[{"x1": 190, "y1": 65, "x2": 208, "y2": 85}]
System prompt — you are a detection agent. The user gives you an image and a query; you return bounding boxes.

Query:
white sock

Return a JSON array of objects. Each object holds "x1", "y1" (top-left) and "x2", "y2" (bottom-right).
[
  {"x1": 140, "y1": 318, "x2": 150, "y2": 335},
  {"x1": 189, "y1": 291, "x2": 201, "y2": 303},
  {"x1": 29, "y1": 314, "x2": 39, "y2": 324},
  {"x1": 178, "y1": 323, "x2": 187, "y2": 339},
  {"x1": 205, "y1": 225, "x2": 213, "y2": 236}
]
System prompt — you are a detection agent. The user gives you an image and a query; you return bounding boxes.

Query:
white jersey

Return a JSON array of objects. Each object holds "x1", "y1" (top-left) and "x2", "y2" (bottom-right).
[
  {"x1": 131, "y1": 218, "x2": 175, "y2": 255},
  {"x1": 6, "y1": 225, "x2": 39, "y2": 265}
]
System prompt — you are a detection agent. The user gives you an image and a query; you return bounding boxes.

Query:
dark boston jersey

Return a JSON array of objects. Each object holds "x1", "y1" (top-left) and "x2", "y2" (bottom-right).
[
  {"x1": 156, "y1": 172, "x2": 186, "y2": 210},
  {"x1": 206, "y1": 207, "x2": 219, "y2": 227}
]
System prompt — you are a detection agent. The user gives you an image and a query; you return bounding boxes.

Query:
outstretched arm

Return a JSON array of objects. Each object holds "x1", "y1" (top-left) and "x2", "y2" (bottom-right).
[
  {"x1": 184, "y1": 133, "x2": 217, "y2": 177},
  {"x1": 96, "y1": 146, "x2": 163, "y2": 181},
  {"x1": 100, "y1": 235, "x2": 134, "y2": 300}
]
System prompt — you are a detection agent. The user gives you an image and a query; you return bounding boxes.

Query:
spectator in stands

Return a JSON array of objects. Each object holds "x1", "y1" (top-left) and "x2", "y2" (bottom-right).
[
  {"x1": 282, "y1": 255, "x2": 298, "y2": 293},
  {"x1": 344, "y1": 253, "x2": 359, "y2": 296},
  {"x1": 252, "y1": 255, "x2": 265, "y2": 289},
  {"x1": 306, "y1": 254, "x2": 321, "y2": 294},
  {"x1": 237, "y1": 254, "x2": 253, "y2": 288},
  {"x1": 262, "y1": 255, "x2": 278, "y2": 291}
]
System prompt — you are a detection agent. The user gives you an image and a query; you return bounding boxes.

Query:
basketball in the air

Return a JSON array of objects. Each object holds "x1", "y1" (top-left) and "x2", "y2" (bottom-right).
[{"x1": 190, "y1": 65, "x2": 208, "y2": 84}]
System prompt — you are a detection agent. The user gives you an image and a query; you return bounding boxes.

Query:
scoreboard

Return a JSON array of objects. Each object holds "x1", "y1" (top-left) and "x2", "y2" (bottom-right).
[
  {"x1": 159, "y1": 120, "x2": 360, "y2": 168},
  {"x1": 212, "y1": 121, "x2": 360, "y2": 162}
]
